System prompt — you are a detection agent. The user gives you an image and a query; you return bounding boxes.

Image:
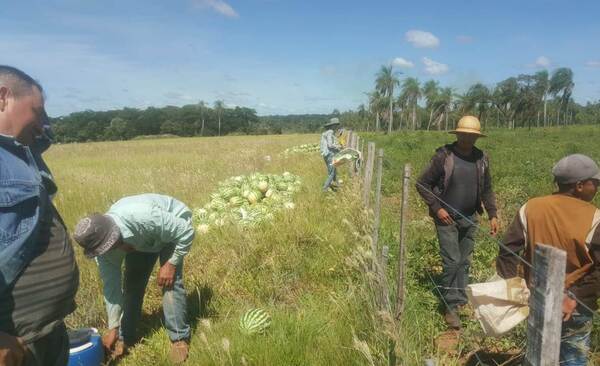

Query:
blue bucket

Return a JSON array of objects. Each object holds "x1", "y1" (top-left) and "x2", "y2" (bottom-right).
[{"x1": 67, "y1": 328, "x2": 103, "y2": 366}]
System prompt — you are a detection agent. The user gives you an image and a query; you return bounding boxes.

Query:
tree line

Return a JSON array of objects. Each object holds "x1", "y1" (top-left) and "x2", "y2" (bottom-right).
[
  {"x1": 50, "y1": 101, "x2": 271, "y2": 143},
  {"x1": 50, "y1": 67, "x2": 600, "y2": 143},
  {"x1": 346, "y1": 65, "x2": 600, "y2": 132}
]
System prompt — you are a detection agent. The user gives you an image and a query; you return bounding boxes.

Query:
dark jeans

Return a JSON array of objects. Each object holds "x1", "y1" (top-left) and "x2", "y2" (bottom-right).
[
  {"x1": 559, "y1": 310, "x2": 592, "y2": 366},
  {"x1": 322, "y1": 153, "x2": 337, "y2": 191},
  {"x1": 435, "y1": 214, "x2": 478, "y2": 309},
  {"x1": 119, "y1": 245, "x2": 190, "y2": 345},
  {"x1": 23, "y1": 322, "x2": 69, "y2": 366}
]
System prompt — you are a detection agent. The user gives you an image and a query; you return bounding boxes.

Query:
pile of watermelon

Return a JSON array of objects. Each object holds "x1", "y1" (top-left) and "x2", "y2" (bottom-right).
[
  {"x1": 193, "y1": 172, "x2": 301, "y2": 233},
  {"x1": 282, "y1": 143, "x2": 320, "y2": 156}
]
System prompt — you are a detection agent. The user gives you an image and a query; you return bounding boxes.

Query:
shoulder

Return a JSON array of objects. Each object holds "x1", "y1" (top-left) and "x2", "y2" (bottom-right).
[{"x1": 431, "y1": 145, "x2": 452, "y2": 162}]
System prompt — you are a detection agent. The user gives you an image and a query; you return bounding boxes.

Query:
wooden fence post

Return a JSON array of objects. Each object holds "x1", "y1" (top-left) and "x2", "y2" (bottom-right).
[
  {"x1": 372, "y1": 149, "x2": 384, "y2": 258},
  {"x1": 362, "y1": 142, "x2": 376, "y2": 208},
  {"x1": 356, "y1": 136, "x2": 362, "y2": 177},
  {"x1": 395, "y1": 164, "x2": 411, "y2": 319},
  {"x1": 346, "y1": 130, "x2": 353, "y2": 148},
  {"x1": 380, "y1": 245, "x2": 391, "y2": 312},
  {"x1": 524, "y1": 244, "x2": 566, "y2": 366}
]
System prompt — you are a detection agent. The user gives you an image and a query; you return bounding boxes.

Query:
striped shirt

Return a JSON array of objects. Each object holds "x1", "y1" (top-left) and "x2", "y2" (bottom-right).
[{"x1": 0, "y1": 204, "x2": 79, "y2": 344}]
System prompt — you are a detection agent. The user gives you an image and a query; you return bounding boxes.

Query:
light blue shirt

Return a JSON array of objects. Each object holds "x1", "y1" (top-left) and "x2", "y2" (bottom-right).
[
  {"x1": 320, "y1": 129, "x2": 340, "y2": 157},
  {"x1": 96, "y1": 194, "x2": 195, "y2": 329}
]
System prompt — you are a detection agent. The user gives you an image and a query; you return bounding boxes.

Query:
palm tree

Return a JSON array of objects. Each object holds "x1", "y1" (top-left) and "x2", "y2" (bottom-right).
[
  {"x1": 357, "y1": 104, "x2": 368, "y2": 130},
  {"x1": 197, "y1": 100, "x2": 207, "y2": 136},
  {"x1": 549, "y1": 68, "x2": 574, "y2": 125},
  {"x1": 492, "y1": 77, "x2": 519, "y2": 128},
  {"x1": 368, "y1": 90, "x2": 386, "y2": 132},
  {"x1": 423, "y1": 80, "x2": 440, "y2": 130},
  {"x1": 534, "y1": 70, "x2": 550, "y2": 127},
  {"x1": 399, "y1": 77, "x2": 421, "y2": 130},
  {"x1": 375, "y1": 65, "x2": 401, "y2": 133},
  {"x1": 214, "y1": 100, "x2": 225, "y2": 136},
  {"x1": 429, "y1": 87, "x2": 453, "y2": 130},
  {"x1": 463, "y1": 83, "x2": 491, "y2": 126}
]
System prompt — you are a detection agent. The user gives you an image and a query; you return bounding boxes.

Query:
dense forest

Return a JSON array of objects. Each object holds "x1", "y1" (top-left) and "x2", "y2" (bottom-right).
[{"x1": 50, "y1": 67, "x2": 600, "y2": 143}]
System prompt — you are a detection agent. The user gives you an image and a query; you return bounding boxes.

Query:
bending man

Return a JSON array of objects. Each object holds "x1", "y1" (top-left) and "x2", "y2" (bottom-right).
[{"x1": 74, "y1": 193, "x2": 195, "y2": 364}]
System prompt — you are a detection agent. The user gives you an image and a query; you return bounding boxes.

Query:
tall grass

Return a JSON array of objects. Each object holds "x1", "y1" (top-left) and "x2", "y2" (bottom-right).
[
  {"x1": 367, "y1": 125, "x2": 600, "y2": 364},
  {"x1": 47, "y1": 134, "x2": 388, "y2": 365}
]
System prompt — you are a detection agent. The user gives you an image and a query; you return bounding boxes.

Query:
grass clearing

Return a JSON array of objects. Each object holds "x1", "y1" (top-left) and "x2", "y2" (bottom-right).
[
  {"x1": 47, "y1": 126, "x2": 600, "y2": 365},
  {"x1": 367, "y1": 125, "x2": 600, "y2": 364},
  {"x1": 48, "y1": 134, "x2": 386, "y2": 365}
]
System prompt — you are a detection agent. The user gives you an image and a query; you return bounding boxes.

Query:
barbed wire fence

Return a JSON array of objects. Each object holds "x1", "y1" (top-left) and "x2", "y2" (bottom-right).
[{"x1": 346, "y1": 129, "x2": 594, "y2": 366}]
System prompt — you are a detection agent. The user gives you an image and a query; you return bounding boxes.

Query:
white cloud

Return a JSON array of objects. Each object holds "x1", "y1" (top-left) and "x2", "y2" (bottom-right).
[
  {"x1": 534, "y1": 56, "x2": 551, "y2": 68},
  {"x1": 422, "y1": 57, "x2": 449, "y2": 75},
  {"x1": 586, "y1": 60, "x2": 600, "y2": 68},
  {"x1": 456, "y1": 35, "x2": 473, "y2": 44},
  {"x1": 392, "y1": 57, "x2": 414, "y2": 68},
  {"x1": 405, "y1": 30, "x2": 440, "y2": 48},
  {"x1": 193, "y1": 0, "x2": 239, "y2": 18}
]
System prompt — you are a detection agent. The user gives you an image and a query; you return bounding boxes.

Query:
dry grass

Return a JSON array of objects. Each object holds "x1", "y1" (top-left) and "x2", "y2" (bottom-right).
[{"x1": 46, "y1": 134, "x2": 386, "y2": 365}]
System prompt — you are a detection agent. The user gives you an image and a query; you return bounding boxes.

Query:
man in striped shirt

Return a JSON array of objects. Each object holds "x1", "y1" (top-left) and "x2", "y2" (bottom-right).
[{"x1": 497, "y1": 154, "x2": 600, "y2": 366}]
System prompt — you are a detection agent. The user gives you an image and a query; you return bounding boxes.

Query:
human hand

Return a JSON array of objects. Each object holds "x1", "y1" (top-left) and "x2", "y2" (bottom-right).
[
  {"x1": 0, "y1": 331, "x2": 25, "y2": 366},
  {"x1": 102, "y1": 327, "x2": 119, "y2": 353},
  {"x1": 490, "y1": 217, "x2": 499, "y2": 237},
  {"x1": 562, "y1": 295, "x2": 577, "y2": 321},
  {"x1": 436, "y1": 208, "x2": 454, "y2": 225},
  {"x1": 158, "y1": 262, "x2": 176, "y2": 288}
]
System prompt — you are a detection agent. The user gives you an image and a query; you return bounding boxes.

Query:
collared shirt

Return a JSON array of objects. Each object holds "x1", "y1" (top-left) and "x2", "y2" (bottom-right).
[
  {"x1": 0, "y1": 134, "x2": 53, "y2": 294},
  {"x1": 497, "y1": 194, "x2": 600, "y2": 310},
  {"x1": 96, "y1": 194, "x2": 195, "y2": 329},
  {"x1": 320, "y1": 129, "x2": 340, "y2": 157}
]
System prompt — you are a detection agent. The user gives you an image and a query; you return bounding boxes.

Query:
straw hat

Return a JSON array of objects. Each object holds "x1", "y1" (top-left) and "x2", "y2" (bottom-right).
[{"x1": 449, "y1": 115, "x2": 486, "y2": 137}]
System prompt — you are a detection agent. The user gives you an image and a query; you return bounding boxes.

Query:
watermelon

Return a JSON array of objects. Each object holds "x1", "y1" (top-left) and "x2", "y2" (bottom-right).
[{"x1": 239, "y1": 308, "x2": 271, "y2": 335}]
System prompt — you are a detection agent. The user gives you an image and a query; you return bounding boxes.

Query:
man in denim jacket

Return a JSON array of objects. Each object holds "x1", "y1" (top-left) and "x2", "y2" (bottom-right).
[{"x1": 0, "y1": 66, "x2": 79, "y2": 366}]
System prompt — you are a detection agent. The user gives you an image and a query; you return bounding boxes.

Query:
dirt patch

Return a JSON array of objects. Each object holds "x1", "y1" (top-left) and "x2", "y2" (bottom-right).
[{"x1": 435, "y1": 330, "x2": 461, "y2": 355}]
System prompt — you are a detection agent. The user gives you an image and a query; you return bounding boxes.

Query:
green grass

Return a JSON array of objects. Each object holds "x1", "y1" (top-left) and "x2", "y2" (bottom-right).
[
  {"x1": 366, "y1": 125, "x2": 600, "y2": 365},
  {"x1": 47, "y1": 135, "x2": 387, "y2": 365},
  {"x1": 47, "y1": 126, "x2": 600, "y2": 365}
]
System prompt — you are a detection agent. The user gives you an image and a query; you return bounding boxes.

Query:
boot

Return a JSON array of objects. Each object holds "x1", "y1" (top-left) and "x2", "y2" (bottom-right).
[
  {"x1": 170, "y1": 340, "x2": 189, "y2": 364},
  {"x1": 444, "y1": 309, "x2": 461, "y2": 330}
]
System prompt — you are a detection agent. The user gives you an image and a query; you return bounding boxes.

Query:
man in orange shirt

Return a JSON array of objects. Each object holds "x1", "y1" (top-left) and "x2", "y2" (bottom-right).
[{"x1": 497, "y1": 154, "x2": 600, "y2": 366}]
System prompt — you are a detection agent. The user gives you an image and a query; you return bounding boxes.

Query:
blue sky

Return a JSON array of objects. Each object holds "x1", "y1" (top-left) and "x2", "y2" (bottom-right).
[{"x1": 3, "y1": 0, "x2": 600, "y2": 116}]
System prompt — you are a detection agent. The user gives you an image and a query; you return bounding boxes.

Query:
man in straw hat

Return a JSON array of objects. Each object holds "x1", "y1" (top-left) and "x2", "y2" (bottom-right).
[
  {"x1": 497, "y1": 154, "x2": 600, "y2": 365},
  {"x1": 320, "y1": 117, "x2": 342, "y2": 192},
  {"x1": 416, "y1": 115, "x2": 498, "y2": 329},
  {"x1": 73, "y1": 194, "x2": 195, "y2": 363}
]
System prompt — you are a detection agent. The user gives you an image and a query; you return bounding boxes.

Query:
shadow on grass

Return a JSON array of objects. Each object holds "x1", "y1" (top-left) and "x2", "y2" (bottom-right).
[
  {"x1": 135, "y1": 283, "x2": 215, "y2": 343},
  {"x1": 464, "y1": 351, "x2": 522, "y2": 365}
]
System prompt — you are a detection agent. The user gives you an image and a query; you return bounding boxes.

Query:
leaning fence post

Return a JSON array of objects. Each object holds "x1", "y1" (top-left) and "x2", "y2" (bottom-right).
[
  {"x1": 380, "y1": 245, "x2": 391, "y2": 312},
  {"x1": 362, "y1": 142, "x2": 376, "y2": 208},
  {"x1": 395, "y1": 164, "x2": 411, "y2": 319},
  {"x1": 524, "y1": 244, "x2": 566, "y2": 366}
]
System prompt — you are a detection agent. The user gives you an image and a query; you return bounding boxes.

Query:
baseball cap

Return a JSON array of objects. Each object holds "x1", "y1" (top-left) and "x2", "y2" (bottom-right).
[
  {"x1": 73, "y1": 214, "x2": 121, "y2": 258},
  {"x1": 552, "y1": 154, "x2": 600, "y2": 184}
]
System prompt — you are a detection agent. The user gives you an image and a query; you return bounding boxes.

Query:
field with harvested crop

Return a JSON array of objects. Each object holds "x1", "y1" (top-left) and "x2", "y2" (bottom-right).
[
  {"x1": 47, "y1": 134, "x2": 386, "y2": 365},
  {"x1": 46, "y1": 126, "x2": 600, "y2": 365}
]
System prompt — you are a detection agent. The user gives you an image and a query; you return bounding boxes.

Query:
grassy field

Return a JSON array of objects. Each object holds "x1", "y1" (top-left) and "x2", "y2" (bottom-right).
[
  {"x1": 47, "y1": 134, "x2": 386, "y2": 365},
  {"x1": 367, "y1": 125, "x2": 600, "y2": 365},
  {"x1": 46, "y1": 126, "x2": 600, "y2": 365}
]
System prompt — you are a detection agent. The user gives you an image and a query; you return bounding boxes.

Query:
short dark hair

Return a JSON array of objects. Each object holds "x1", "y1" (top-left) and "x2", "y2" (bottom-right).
[{"x1": 0, "y1": 65, "x2": 43, "y2": 98}]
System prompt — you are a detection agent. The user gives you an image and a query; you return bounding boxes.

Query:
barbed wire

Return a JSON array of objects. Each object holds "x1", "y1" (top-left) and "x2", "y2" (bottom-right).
[{"x1": 411, "y1": 178, "x2": 598, "y2": 318}]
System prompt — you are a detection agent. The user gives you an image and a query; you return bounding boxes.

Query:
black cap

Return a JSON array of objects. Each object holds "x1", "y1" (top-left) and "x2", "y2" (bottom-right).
[{"x1": 73, "y1": 214, "x2": 121, "y2": 258}]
